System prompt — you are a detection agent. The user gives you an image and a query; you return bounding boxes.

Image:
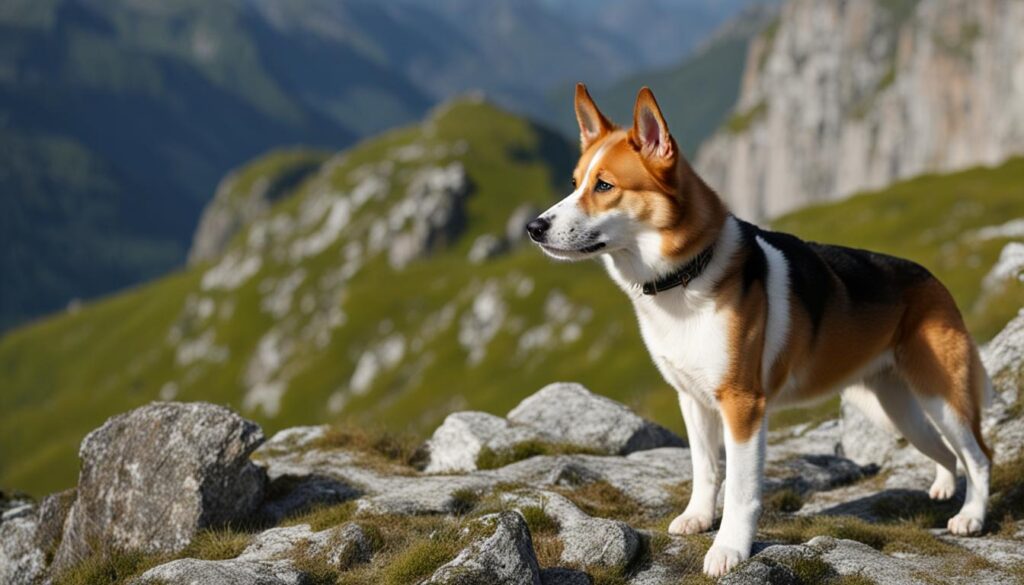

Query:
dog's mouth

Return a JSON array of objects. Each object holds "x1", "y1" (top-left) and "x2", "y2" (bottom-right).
[{"x1": 538, "y1": 241, "x2": 606, "y2": 260}]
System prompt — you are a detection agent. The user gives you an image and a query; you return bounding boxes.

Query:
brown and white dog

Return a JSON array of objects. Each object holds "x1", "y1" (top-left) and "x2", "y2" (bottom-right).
[{"x1": 527, "y1": 84, "x2": 992, "y2": 576}]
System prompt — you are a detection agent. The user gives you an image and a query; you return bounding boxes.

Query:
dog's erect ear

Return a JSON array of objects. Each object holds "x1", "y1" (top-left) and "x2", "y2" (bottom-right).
[
  {"x1": 630, "y1": 87, "x2": 675, "y2": 163},
  {"x1": 575, "y1": 83, "x2": 613, "y2": 151}
]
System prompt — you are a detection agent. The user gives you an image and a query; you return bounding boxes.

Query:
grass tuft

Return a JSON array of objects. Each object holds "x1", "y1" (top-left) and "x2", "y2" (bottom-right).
[
  {"x1": 53, "y1": 548, "x2": 165, "y2": 585},
  {"x1": 310, "y1": 426, "x2": 427, "y2": 469},
  {"x1": 475, "y1": 440, "x2": 601, "y2": 470},
  {"x1": 284, "y1": 501, "x2": 357, "y2": 531},
  {"x1": 178, "y1": 528, "x2": 252, "y2": 560},
  {"x1": 557, "y1": 480, "x2": 643, "y2": 523}
]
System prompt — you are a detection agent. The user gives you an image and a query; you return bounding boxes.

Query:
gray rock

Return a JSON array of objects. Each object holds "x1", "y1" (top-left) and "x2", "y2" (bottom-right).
[
  {"x1": 500, "y1": 490, "x2": 640, "y2": 570},
  {"x1": 35, "y1": 488, "x2": 75, "y2": 560},
  {"x1": 540, "y1": 568, "x2": 591, "y2": 585},
  {"x1": 53, "y1": 402, "x2": 266, "y2": 570},
  {"x1": 0, "y1": 502, "x2": 46, "y2": 585},
  {"x1": 426, "y1": 511, "x2": 541, "y2": 585},
  {"x1": 238, "y1": 522, "x2": 372, "y2": 569},
  {"x1": 425, "y1": 411, "x2": 551, "y2": 473},
  {"x1": 838, "y1": 393, "x2": 900, "y2": 467},
  {"x1": 132, "y1": 558, "x2": 306, "y2": 585},
  {"x1": 983, "y1": 308, "x2": 1024, "y2": 397},
  {"x1": 507, "y1": 383, "x2": 685, "y2": 455}
]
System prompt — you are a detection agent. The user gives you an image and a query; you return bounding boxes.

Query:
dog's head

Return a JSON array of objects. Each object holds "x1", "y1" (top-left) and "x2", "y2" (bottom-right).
[{"x1": 528, "y1": 84, "x2": 722, "y2": 274}]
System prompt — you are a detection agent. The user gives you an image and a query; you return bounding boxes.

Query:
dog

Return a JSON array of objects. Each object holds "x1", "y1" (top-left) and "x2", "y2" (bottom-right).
[{"x1": 527, "y1": 84, "x2": 992, "y2": 576}]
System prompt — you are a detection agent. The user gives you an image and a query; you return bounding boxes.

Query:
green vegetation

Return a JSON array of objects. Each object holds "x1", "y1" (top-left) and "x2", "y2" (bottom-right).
[{"x1": 475, "y1": 441, "x2": 601, "y2": 470}]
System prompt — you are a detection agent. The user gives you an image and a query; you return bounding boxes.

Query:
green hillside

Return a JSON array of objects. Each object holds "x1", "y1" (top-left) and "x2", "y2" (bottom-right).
[{"x1": 2, "y1": 101, "x2": 1021, "y2": 497}]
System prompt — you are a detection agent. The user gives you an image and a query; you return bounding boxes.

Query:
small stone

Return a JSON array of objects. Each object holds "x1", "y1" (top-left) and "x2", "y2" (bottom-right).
[
  {"x1": 426, "y1": 511, "x2": 541, "y2": 585},
  {"x1": 424, "y1": 411, "x2": 550, "y2": 473},
  {"x1": 238, "y1": 522, "x2": 372, "y2": 569}
]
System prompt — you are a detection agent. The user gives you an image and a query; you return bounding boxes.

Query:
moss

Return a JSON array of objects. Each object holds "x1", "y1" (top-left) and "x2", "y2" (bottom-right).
[
  {"x1": 475, "y1": 440, "x2": 601, "y2": 470},
  {"x1": 377, "y1": 534, "x2": 462, "y2": 585},
  {"x1": 787, "y1": 555, "x2": 836, "y2": 583},
  {"x1": 725, "y1": 101, "x2": 768, "y2": 134},
  {"x1": 764, "y1": 488, "x2": 805, "y2": 515}
]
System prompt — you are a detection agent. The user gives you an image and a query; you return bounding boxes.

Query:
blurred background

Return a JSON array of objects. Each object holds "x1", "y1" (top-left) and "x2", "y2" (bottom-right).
[{"x1": 1, "y1": 0, "x2": 1022, "y2": 496}]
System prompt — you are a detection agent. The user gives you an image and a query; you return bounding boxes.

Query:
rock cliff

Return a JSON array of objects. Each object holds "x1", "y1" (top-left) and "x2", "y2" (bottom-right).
[{"x1": 696, "y1": 0, "x2": 1024, "y2": 220}]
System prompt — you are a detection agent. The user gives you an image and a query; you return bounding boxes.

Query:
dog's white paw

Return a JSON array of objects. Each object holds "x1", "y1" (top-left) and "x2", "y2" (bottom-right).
[
  {"x1": 929, "y1": 470, "x2": 956, "y2": 501},
  {"x1": 947, "y1": 514, "x2": 983, "y2": 536},
  {"x1": 703, "y1": 545, "x2": 746, "y2": 577},
  {"x1": 668, "y1": 512, "x2": 713, "y2": 535}
]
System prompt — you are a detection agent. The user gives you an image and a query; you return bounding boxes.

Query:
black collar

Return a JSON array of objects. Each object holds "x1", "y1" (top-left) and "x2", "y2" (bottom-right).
[{"x1": 641, "y1": 244, "x2": 715, "y2": 295}]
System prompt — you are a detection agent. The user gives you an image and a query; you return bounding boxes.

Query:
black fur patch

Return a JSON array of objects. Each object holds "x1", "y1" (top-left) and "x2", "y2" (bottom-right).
[{"x1": 753, "y1": 226, "x2": 833, "y2": 337}]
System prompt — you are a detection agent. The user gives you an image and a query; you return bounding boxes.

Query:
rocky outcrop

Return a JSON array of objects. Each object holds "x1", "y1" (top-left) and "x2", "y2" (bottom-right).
[
  {"x1": 237, "y1": 522, "x2": 372, "y2": 569},
  {"x1": 189, "y1": 150, "x2": 326, "y2": 265},
  {"x1": 696, "y1": 0, "x2": 1024, "y2": 220},
  {"x1": 425, "y1": 384, "x2": 684, "y2": 473},
  {"x1": 52, "y1": 402, "x2": 267, "y2": 570},
  {"x1": 426, "y1": 512, "x2": 542, "y2": 585},
  {"x1": 133, "y1": 558, "x2": 307, "y2": 585}
]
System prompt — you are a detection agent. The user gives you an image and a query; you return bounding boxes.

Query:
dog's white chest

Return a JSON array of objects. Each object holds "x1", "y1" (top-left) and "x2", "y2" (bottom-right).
[{"x1": 634, "y1": 294, "x2": 731, "y2": 404}]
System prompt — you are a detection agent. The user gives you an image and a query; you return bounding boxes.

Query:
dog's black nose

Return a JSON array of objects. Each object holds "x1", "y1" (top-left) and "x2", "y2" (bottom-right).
[{"x1": 526, "y1": 217, "x2": 551, "y2": 242}]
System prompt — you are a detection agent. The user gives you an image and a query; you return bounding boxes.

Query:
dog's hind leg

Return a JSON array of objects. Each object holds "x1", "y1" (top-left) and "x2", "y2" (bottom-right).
[
  {"x1": 846, "y1": 373, "x2": 958, "y2": 500},
  {"x1": 669, "y1": 391, "x2": 722, "y2": 535},
  {"x1": 896, "y1": 284, "x2": 991, "y2": 535}
]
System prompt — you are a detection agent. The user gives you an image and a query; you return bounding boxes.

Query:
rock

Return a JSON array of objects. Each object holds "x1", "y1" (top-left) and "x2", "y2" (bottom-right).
[
  {"x1": 983, "y1": 308, "x2": 1024, "y2": 396},
  {"x1": 189, "y1": 150, "x2": 325, "y2": 265},
  {"x1": 53, "y1": 402, "x2": 267, "y2": 570},
  {"x1": 488, "y1": 448, "x2": 692, "y2": 516},
  {"x1": 540, "y1": 568, "x2": 591, "y2": 585},
  {"x1": 132, "y1": 558, "x2": 306, "y2": 585},
  {"x1": 0, "y1": 502, "x2": 46, "y2": 585},
  {"x1": 506, "y1": 383, "x2": 685, "y2": 455},
  {"x1": 424, "y1": 411, "x2": 551, "y2": 473},
  {"x1": 695, "y1": 0, "x2": 1024, "y2": 221},
  {"x1": 468, "y1": 234, "x2": 507, "y2": 263},
  {"x1": 500, "y1": 490, "x2": 640, "y2": 570},
  {"x1": 35, "y1": 488, "x2": 75, "y2": 558},
  {"x1": 838, "y1": 393, "x2": 900, "y2": 467},
  {"x1": 426, "y1": 511, "x2": 541, "y2": 585},
  {"x1": 238, "y1": 522, "x2": 372, "y2": 569},
  {"x1": 724, "y1": 536, "x2": 930, "y2": 585}
]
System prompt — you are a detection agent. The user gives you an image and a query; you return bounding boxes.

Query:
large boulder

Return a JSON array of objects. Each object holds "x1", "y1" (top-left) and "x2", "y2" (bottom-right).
[
  {"x1": 506, "y1": 383, "x2": 685, "y2": 455},
  {"x1": 53, "y1": 402, "x2": 266, "y2": 570},
  {"x1": 426, "y1": 511, "x2": 541, "y2": 585},
  {"x1": 0, "y1": 500, "x2": 46, "y2": 585}
]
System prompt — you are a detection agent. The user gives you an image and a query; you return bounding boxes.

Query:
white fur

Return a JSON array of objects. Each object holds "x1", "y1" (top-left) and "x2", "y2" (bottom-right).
[
  {"x1": 669, "y1": 392, "x2": 722, "y2": 536},
  {"x1": 756, "y1": 236, "x2": 791, "y2": 392},
  {"x1": 706, "y1": 416, "x2": 766, "y2": 576}
]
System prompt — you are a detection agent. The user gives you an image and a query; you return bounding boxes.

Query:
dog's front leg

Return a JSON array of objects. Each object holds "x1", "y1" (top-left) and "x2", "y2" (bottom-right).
[
  {"x1": 669, "y1": 391, "x2": 721, "y2": 535},
  {"x1": 703, "y1": 391, "x2": 766, "y2": 577}
]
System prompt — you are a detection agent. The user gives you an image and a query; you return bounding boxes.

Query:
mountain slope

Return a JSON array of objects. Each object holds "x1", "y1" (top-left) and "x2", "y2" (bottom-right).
[
  {"x1": 696, "y1": 0, "x2": 1024, "y2": 220},
  {"x1": 2, "y1": 101, "x2": 1020, "y2": 498}
]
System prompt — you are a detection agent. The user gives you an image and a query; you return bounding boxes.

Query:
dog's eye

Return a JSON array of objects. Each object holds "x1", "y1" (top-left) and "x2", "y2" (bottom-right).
[
  {"x1": 595, "y1": 180, "x2": 614, "y2": 193},
  {"x1": 571, "y1": 177, "x2": 577, "y2": 188}
]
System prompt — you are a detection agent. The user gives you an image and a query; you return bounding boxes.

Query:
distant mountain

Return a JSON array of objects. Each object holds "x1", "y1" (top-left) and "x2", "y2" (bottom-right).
[
  {"x1": 541, "y1": 4, "x2": 776, "y2": 157},
  {"x1": 1, "y1": 99, "x2": 1020, "y2": 496},
  {"x1": 696, "y1": 0, "x2": 1024, "y2": 220},
  {"x1": 1, "y1": 0, "x2": 753, "y2": 330}
]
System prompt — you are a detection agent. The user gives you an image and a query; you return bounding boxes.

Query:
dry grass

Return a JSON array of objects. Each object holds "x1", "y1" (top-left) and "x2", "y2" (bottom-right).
[
  {"x1": 556, "y1": 480, "x2": 643, "y2": 524},
  {"x1": 760, "y1": 514, "x2": 955, "y2": 556},
  {"x1": 283, "y1": 501, "x2": 357, "y2": 531},
  {"x1": 309, "y1": 426, "x2": 427, "y2": 471},
  {"x1": 178, "y1": 528, "x2": 252, "y2": 560}
]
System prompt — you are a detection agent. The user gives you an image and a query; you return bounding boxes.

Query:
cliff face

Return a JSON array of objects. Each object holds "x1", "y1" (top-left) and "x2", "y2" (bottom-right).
[{"x1": 696, "y1": 0, "x2": 1024, "y2": 220}]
